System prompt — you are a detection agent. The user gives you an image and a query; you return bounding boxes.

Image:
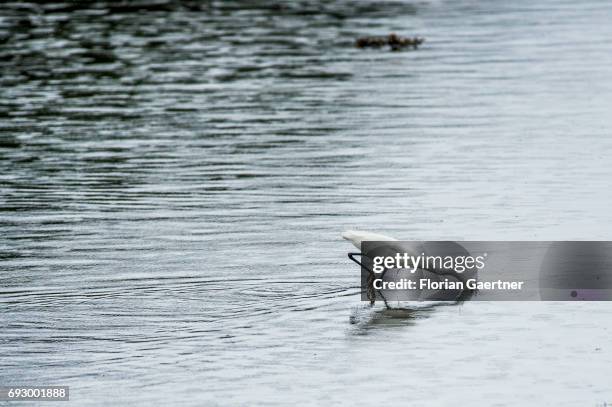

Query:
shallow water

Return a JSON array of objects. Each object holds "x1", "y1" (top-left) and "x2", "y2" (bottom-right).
[{"x1": 1, "y1": 1, "x2": 612, "y2": 405}]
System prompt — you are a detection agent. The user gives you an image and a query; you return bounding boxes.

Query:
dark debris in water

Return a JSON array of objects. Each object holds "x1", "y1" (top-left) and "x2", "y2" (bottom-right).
[{"x1": 356, "y1": 33, "x2": 424, "y2": 51}]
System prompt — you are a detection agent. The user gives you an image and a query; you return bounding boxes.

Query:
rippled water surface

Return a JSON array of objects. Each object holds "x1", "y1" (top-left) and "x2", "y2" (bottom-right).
[{"x1": 2, "y1": 1, "x2": 612, "y2": 405}]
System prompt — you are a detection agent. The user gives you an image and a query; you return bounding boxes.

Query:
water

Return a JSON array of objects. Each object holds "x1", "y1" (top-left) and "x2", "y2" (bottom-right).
[{"x1": 1, "y1": 1, "x2": 612, "y2": 405}]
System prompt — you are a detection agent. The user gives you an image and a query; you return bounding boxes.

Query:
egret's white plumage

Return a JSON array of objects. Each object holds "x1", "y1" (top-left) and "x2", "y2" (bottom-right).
[
  {"x1": 342, "y1": 231, "x2": 475, "y2": 303},
  {"x1": 342, "y1": 230, "x2": 397, "y2": 250},
  {"x1": 342, "y1": 230, "x2": 422, "y2": 259}
]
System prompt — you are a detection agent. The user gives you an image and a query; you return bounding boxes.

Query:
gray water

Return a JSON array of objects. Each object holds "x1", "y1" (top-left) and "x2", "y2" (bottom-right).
[{"x1": 1, "y1": 1, "x2": 612, "y2": 405}]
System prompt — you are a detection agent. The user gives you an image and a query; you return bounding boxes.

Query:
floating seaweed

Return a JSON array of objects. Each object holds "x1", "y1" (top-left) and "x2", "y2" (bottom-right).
[{"x1": 356, "y1": 33, "x2": 425, "y2": 51}]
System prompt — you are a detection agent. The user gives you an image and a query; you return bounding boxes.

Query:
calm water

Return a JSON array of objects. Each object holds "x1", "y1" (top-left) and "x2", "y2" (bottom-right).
[{"x1": 2, "y1": 1, "x2": 612, "y2": 405}]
